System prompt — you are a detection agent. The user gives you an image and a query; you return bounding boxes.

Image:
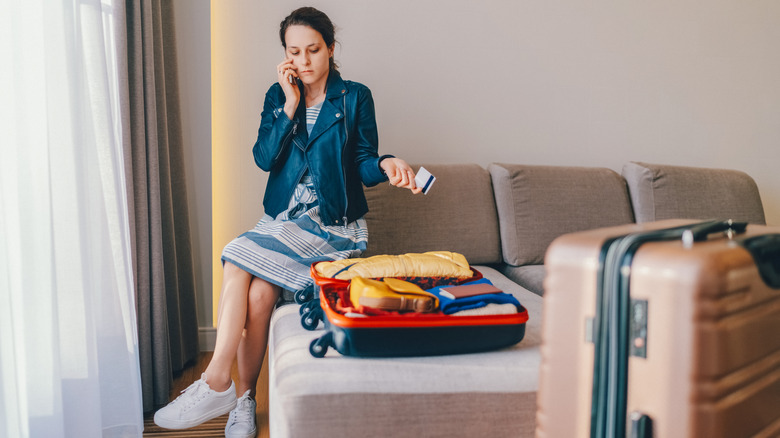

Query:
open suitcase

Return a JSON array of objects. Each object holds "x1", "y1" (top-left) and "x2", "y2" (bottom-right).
[
  {"x1": 298, "y1": 260, "x2": 485, "y2": 330},
  {"x1": 304, "y1": 264, "x2": 529, "y2": 357},
  {"x1": 537, "y1": 219, "x2": 780, "y2": 438}
]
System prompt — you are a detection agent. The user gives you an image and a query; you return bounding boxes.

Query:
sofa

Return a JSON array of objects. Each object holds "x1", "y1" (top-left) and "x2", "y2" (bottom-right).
[{"x1": 267, "y1": 161, "x2": 766, "y2": 438}]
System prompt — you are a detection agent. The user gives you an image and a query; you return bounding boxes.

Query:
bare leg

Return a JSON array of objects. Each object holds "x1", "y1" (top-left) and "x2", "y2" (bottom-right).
[
  {"x1": 204, "y1": 261, "x2": 253, "y2": 391},
  {"x1": 236, "y1": 277, "x2": 280, "y2": 398}
]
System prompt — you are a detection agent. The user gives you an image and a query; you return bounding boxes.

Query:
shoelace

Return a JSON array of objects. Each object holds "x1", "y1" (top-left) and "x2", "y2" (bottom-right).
[
  {"x1": 228, "y1": 397, "x2": 255, "y2": 424},
  {"x1": 171, "y1": 379, "x2": 210, "y2": 412}
]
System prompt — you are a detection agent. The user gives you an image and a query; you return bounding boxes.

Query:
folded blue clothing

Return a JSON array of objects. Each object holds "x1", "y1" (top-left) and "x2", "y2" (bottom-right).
[{"x1": 427, "y1": 278, "x2": 522, "y2": 315}]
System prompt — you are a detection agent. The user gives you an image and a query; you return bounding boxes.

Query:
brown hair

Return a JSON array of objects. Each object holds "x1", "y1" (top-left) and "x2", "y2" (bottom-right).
[{"x1": 279, "y1": 7, "x2": 338, "y2": 71}]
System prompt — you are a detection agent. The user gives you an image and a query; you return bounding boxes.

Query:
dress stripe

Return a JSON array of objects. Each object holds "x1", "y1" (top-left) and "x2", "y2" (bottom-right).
[{"x1": 221, "y1": 177, "x2": 367, "y2": 294}]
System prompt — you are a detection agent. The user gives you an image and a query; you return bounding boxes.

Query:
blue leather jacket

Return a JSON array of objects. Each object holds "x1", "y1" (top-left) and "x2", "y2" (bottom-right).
[{"x1": 253, "y1": 71, "x2": 392, "y2": 226}]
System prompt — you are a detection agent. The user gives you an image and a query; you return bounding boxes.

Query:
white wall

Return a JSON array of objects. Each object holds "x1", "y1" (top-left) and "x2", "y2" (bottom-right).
[
  {"x1": 172, "y1": 0, "x2": 212, "y2": 336},
  {"x1": 183, "y1": 0, "x2": 780, "y2": 331}
]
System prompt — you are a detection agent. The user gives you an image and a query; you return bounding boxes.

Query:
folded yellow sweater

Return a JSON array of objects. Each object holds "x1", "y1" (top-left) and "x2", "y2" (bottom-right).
[
  {"x1": 316, "y1": 251, "x2": 472, "y2": 280},
  {"x1": 349, "y1": 277, "x2": 440, "y2": 313}
]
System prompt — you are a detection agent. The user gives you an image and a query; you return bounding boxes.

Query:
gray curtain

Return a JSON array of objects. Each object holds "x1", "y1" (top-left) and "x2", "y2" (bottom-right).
[{"x1": 115, "y1": 0, "x2": 200, "y2": 413}]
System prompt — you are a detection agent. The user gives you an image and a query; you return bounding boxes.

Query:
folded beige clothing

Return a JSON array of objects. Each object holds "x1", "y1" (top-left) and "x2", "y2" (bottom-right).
[{"x1": 315, "y1": 251, "x2": 473, "y2": 280}]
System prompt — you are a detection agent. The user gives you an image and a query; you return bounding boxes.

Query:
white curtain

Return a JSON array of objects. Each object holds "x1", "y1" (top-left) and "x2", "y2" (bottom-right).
[{"x1": 0, "y1": 0, "x2": 144, "y2": 437}]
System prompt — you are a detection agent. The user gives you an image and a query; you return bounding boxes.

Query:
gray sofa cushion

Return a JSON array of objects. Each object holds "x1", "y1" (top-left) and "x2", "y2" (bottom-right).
[
  {"x1": 488, "y1": 163, "x2": 635, "y2": 266},
  {"x1": 622, "y1": 161, "x2": 766, "y2": 225},
  {"x1": 499, "y1": 264, "x2": 546, "y2": 296},
  {"x1": 268, "y1": 266, "x2": 542, "y2": 438},
  {"x1": 362, "y1": 163, "x2": 502, "y2": 265}
]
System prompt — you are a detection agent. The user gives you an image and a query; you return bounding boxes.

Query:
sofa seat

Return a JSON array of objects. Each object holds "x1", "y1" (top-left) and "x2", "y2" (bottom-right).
[
  {"x1": 499, "y1": 264, "x2": 546, "y2": 296},
  {"x1": 268, "y1": 266, "x2": 543, "y2": 438}
]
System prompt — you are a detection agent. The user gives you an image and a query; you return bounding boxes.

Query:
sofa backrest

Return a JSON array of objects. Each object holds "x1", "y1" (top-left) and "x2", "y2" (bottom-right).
[
  {"x1": 488, "y1": 163, "x2": 635, "y2": 266},
  {"x1": 362, "y1": 163, "x2": 502, "y2": 265},
  {"x1": 622, "y1": 161, "x2": 766, "y2": 225}
]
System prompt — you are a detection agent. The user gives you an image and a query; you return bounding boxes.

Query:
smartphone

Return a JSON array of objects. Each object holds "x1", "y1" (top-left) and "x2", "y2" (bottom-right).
[{"x1": 288, "y1": 75, "x2": 296, "y2": 85}]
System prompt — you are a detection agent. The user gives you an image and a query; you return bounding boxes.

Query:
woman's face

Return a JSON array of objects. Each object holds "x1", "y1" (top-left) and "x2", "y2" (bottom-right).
[{"x1": 284, "y1": 25, "x2": 333, "y2": 87}]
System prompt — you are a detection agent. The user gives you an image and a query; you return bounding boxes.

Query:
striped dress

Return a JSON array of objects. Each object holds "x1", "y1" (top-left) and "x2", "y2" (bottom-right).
[{"x1": 221, "y1": 101, "x2": 368, "y2": 300}]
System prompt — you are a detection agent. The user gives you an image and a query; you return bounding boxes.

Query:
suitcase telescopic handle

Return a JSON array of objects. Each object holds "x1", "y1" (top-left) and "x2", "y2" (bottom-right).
[{"x1": 681, "y1": 219, "x2": 748, "y2": 247}]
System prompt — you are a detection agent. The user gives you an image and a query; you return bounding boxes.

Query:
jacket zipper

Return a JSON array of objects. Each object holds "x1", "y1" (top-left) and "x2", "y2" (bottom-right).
[
  {"x1": 340, "y1": 94, "x2": 349, "y2": 229},
  {"x1": 288, "y1": 164, "x2": 307, "y2": 210},
  {"x1": 275, "y1": 120, "x2": 297, "y2": 163},
  {"x1": 281, "y1": 121, "x2": 301, "y2": 208}
]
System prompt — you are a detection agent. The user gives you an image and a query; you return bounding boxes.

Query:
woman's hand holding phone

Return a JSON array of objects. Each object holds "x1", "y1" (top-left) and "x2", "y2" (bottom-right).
[{"x1": 277, "y1": 58, "x2": 299, "y2": 119}]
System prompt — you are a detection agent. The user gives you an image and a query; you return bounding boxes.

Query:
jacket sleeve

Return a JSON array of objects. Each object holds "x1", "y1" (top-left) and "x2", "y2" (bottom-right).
[
  {"x1": 353, "y1": 86, "x2": 389, "y2": 187},
  {"x1": 253, "y1": 84, "x2": 298, "y2": 171}
]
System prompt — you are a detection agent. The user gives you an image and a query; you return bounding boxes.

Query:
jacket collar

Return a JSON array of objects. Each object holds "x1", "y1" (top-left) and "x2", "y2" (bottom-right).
[
  {"x1": 296, "y1": 70, "x2": 348, "y2": 102},
  {"x1": 325, "y1": 70, "x2": 348, "y2": 99},
  {"x1": 304, "y1": 70, "x2": 349, "y2": 145}
]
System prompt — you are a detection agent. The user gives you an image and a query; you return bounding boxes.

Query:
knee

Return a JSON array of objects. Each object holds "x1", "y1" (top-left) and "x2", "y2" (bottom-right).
[
  {"x1": 224, "y1": 261, "x2": 250, "y2": 279},
  {"x1": 247, "y1": 278, "x2": 280, "y2": 313}
]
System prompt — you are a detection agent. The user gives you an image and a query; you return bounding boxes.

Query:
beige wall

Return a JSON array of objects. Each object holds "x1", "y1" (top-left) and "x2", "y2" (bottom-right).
[
  {"x1": 180, "y1": 0, "x2": 780, "y2": 330},
  {"x1": 172, "y1": 0, "x2": 212, "y2": 334}
]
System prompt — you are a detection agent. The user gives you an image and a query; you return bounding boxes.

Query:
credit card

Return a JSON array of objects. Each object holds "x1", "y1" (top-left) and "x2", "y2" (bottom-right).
[{"x1": 414, "y1": 166, "x2": 436, "y2": 195}]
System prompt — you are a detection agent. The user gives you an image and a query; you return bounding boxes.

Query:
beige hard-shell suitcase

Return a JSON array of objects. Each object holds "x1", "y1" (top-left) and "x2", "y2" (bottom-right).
[{"x1": 537, "y1": 219, "x2": 780, "y2": 438}]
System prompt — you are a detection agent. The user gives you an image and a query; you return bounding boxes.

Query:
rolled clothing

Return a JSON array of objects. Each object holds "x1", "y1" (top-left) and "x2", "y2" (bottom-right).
[
  {"x1": 427, "y1": 278, "x2": 522, "y2": 315},
  {"x1": 449, "y1": 303, "x2": 519, "y2": 317}
]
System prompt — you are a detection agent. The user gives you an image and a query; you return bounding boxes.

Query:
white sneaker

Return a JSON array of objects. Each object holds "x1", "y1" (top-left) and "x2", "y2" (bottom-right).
[
  {"x1": 153, "y1": 373, "x2": 237, "y2": 430},
  {"x1": 225, "y1": 390, "x2": 257, "y2": 438}
]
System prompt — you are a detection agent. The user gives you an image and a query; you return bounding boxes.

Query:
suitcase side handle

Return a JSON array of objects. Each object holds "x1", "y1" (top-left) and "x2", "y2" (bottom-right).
[
  {"x1": 629, "y1": 412, "x2": 653, "y2": 438},
  {"x1": 739, "y1": 234, "x2": 780, "y2": 289}
]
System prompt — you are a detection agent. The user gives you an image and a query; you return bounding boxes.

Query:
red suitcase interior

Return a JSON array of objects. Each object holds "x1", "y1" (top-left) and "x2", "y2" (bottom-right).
[{"x1": 307, "y1": 270, "x2": 530, "y2": 357}]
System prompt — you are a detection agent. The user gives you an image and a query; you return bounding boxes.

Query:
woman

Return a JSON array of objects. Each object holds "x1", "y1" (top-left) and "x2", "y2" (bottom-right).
[{"x1": 154, "y1": 7, "x2": 420, "y2": 437}]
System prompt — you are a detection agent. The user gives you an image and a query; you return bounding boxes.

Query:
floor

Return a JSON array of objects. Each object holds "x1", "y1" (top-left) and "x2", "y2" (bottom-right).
[{"x1": 142, "y1": 351, "x2": 271, "y2": 438}]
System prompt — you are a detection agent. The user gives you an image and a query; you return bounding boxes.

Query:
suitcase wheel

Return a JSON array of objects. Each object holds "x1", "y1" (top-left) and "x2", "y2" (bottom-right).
[
  {"x1": 301, "y1": 307, "x2": 323, "y2": 331},
  {"x1": 294, "y1": 286, "x2": 314, "y2": 304},
  {"x1": 309, "y1": 332, "x2": 332, "y2": 358},
  {"x1": 299, "y1": 298, "x2": 320, "y2": 316}
]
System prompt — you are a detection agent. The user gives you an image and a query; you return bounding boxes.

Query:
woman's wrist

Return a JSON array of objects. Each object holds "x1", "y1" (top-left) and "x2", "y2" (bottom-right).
[
  {"x1": 283, "y1": 102, "x2": 297, "y2": 120},
  {"x1": 378, "y1": 154, "x2": 395, "y2": 175}
]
